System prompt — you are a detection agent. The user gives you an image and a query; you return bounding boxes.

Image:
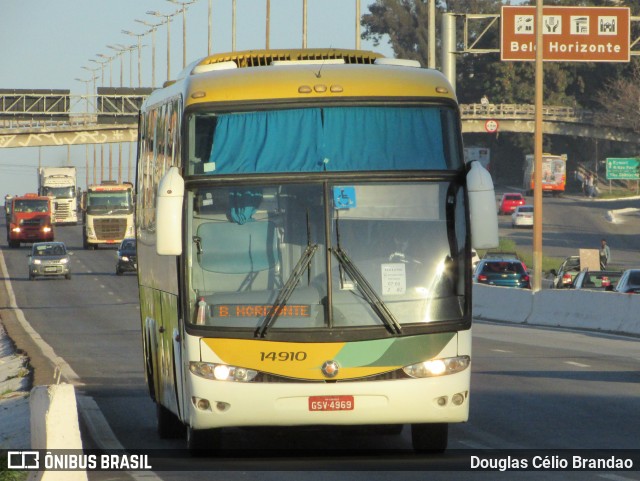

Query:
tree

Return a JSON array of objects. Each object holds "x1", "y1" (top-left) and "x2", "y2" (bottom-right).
[{"x1": 595, "y1": 62, "x2": 640, "y2": 135}]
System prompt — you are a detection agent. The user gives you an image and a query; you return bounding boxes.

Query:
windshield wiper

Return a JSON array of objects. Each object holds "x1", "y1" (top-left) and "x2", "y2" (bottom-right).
[
  {"x1": 331, "y1": 246, "x2": 402, "y2": 335},
  {"x1": 255, "y1": 243, "x2": 318, "y2": 338}
]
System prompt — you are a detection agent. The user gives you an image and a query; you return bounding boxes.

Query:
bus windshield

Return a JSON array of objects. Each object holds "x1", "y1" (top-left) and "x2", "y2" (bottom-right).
[
  {"x1": 186, "y1": 105, "x2": 462, "y2": 176},
  {"x1": 187, "y1": 181, "x2": 467, "y2": 334}
]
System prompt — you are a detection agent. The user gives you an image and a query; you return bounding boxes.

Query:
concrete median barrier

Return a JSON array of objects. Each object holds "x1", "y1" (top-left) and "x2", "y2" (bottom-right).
[
  {"x1": 28, "y1": 383, "x2": 88, "y2": 481},
  {"x1": 473, "y1": 284, "x2": 640, "y2": 336}
]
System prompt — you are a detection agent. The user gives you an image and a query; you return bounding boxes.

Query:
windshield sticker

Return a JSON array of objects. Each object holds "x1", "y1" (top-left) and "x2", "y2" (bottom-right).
[
  {"x1": 333, "y1": 186, "x2": 356, "y2": 209},
  {"x1": 381, "y1": 263, "x2": 407, "y2": 295}
]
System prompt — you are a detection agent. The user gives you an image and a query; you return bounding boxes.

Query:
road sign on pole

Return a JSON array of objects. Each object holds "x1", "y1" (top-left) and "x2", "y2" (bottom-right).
[
  {"x1": 501, "y1": 6, "x2": 630, "y2": 62},
  {"x1": 606, "y1": 158, "x2": 640, "y2": 180}
]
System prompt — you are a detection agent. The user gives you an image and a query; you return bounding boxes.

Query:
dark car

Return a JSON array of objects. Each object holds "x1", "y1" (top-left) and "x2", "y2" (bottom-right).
[
  {"x1": 116, "y1": 238, "x2": 137, "y2": 275},
  {"x1": 571, "y1": 269, "x2": 622, "y2": 291},
  {"x1": 473, "y1": 259, "x2": 531, "y2": 289},
  {"x1": 28, "y1": 241, "x2": 71, "y2": 280},
  {"x1": 613, "y1": 269, "x2": 640, "y2": 294},
  {"x1": 550, "y1": 255, "x2": 580, "y2": 288}
]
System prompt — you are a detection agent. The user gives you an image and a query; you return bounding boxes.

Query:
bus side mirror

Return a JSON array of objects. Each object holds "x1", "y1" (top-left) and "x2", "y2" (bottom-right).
[
  {"x1": 156, "y1": 166, "x2": 184, "y2": 256},
  {"x1": 467, "y1": 161, "x2": 499, "y2": 250}
]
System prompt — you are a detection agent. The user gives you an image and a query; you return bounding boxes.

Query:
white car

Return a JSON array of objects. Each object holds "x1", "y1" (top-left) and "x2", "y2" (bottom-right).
[{"x1": 511, "y1": 205, "x2": 534, "y2": 228}]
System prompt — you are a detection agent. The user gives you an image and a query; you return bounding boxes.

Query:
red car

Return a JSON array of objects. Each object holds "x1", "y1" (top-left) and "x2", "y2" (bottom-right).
[{"x1": 498, "y1": 193, "x2": 525, "y2": 215}]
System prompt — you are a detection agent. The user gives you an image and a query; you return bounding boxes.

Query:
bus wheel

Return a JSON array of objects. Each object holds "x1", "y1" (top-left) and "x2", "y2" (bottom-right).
[
  {"x1": 411, "y1": 423, "x2": 448, "y2": 453},
  {"x1": 187, "y1": 427, "x2": 222, "y2": 454},
  {"x1": 157, "y1": 404, "x2": 185, "y2": 439}
]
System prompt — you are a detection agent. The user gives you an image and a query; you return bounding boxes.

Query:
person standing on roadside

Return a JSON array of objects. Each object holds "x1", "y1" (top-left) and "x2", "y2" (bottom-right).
[{"x1": 599, "y1": 238, "x2": 611, "y2": 269}]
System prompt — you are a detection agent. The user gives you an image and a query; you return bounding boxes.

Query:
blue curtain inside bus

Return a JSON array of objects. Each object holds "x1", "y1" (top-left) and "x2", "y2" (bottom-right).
[{"x1": 207, "y1": 107, "x2": 447, "y2": 174}]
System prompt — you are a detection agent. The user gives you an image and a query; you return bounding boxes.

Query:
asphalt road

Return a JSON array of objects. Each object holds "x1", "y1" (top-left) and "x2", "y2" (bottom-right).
[
  {"x1": 1, "y1": 208, "x2": 639, "y2": 481},
  {"x1": 495, "y1": 186, "x2": 640, "y2": 271}
]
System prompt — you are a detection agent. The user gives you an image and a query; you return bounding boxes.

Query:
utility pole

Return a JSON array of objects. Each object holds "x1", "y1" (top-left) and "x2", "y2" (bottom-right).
[
  {"x1": 302, "y1": 0, "x2": 308, "y2": 48},
  {"x1": 533, "y1": 0, "x2": 544, "y2": 292},
  {"x1": 266, "y1": 0, "x2": 271, "y2": 49},
  {"x1": 355, "y1": 0, "x2": 360, "y2": 50}
]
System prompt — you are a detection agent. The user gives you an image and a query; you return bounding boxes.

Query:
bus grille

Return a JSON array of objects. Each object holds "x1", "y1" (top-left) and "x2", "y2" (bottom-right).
[
  {"x1": 94, "y1": 218, "x2": 127, "y2": 240},
  {"x1": 257, "y1": 369, "x2": 408, "y2": 384}
]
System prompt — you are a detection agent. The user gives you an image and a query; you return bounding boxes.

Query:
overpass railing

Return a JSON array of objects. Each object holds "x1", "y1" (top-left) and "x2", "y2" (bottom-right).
[{"x1": 461, "y1": 103, "x2": 595, "y2": 123}]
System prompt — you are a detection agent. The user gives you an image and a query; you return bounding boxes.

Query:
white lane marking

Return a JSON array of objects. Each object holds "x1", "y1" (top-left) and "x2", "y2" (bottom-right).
[
  {"x1": 491, "y1": 349, "x2": 512, "y2": 353},
  {"x1": 1, "y1": 248, "x2": 163, "y2": 481},
  {"x1": 565, "y1": 361, "x2": 590, "y2": 368},
  {"x1": 0, "y1": 247, "x2": 82, "y2": 385}
]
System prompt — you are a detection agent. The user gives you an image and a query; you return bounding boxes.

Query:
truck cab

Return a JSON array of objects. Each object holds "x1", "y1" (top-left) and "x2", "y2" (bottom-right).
[{"x1": 6, "y1": 193, "x2": 54, "y2": 248}]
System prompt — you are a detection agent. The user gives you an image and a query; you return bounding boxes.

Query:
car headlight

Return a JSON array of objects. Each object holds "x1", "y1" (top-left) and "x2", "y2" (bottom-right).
[
  {"x1": 60, "y1": 258, "x2": 69, "y2": 264},
  {"x1": 33, "y1": 259, "x2": 42, "y2": 265},
  {"x1": 120, "y1": 256, "x2": 130, "y2": 262},
  {"x1": 189, "y1": 362, "x2": 258, "y2": 382},
  {"x1": 402, "y1": 355, "x2": 470, "y2": 378},
  {"x1": 42, "y1": 226, "x2": 52, "y2": 233}
]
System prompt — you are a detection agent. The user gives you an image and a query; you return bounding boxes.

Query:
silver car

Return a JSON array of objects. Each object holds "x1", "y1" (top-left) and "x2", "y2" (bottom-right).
[{"x1": 28, "y1": 241, "x2": 71, "y2": 280}]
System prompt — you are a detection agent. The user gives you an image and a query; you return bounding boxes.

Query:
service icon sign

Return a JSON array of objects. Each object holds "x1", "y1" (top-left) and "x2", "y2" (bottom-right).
[{"x1": 501, "y1": 6, "x2": 630, "y2": 62}]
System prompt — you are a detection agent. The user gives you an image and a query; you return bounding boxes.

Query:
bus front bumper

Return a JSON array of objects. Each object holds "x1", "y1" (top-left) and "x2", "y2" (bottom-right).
[{"x1": 186, "y1": 368, "x2": 470, "y2": 430}]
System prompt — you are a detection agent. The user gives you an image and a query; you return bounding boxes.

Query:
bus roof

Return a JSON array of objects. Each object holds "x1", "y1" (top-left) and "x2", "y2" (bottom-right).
[{"x1": 143, "y1": 49, "x2": 456, "y2": 109}]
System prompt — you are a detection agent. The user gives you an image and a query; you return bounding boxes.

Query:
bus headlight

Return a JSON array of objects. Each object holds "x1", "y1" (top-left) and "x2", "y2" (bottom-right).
[
  {"x1": 189, "y1": 362, "x2": 258, "y2": 382},
  {"x1": 402, "y1": 355, "x2": 470, "y2": 378},
  {"x1": 42, "y1": 226, "x2": 52, "y2": 233}
]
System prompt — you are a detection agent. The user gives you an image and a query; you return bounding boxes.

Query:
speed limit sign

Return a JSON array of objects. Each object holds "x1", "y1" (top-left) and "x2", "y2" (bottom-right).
[{"x1": 485, "y1": 119, "x2": 499, "y2": 133}]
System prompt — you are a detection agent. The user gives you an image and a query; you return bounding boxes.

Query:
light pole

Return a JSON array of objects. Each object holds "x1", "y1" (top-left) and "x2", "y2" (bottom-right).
[
  {"x1": 232, "y1": 0, "x2": 236, "y2": 51},
  {"x1": 89, "y1": 58, "x2": 107, "y2": 87},
  {"x1": 168, "y1": 0, "x2": 195, "y2": 69},
  {"x1": 96, "y1": 53, "x2": 114, "y2": 87},
  {"x1": 107, "y1": 45, "x2": 126, "y2": 87},
  {"x1": 81, "y1": 65, "x2": 100, "y2": 101},
  {"x1": 74, "y1": 77, "x2": 93, "y2": 114},
  {"x1": 123, "y1": 30, "x2": 146, "y2": 87},
  {"x1": 147, "y1": 10, "x2": 178, "y2": 81},
  {"x1": 208, "y1": 0, "x2": 212, "y2": 55},
  {"x1": 355, "y1": 0, "x2": 360, "y2": 50},
  {"x1": 136, "y1": 19, "x2": 162, "y2": 88}
]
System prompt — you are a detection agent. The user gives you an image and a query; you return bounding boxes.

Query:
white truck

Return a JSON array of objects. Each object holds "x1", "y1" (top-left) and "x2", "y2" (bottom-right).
[{"x1": 37, "y1": 166, "x2": 78, "y2": 224}]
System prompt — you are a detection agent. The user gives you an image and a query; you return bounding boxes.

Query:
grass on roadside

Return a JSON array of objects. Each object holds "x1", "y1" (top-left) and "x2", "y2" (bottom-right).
[{"x1": 0, "y1": 454, "x2": 27, "y2": 481}]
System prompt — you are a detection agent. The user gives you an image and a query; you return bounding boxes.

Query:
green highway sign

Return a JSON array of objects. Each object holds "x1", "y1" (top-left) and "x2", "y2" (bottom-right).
[{"x1": 606, "y1": 158, "x2": 640, "y2": 180}]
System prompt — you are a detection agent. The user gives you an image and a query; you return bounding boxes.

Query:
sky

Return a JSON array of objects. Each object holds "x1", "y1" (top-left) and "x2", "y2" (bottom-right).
[{"x1": 0, "y1": 0, "x2": 394, "y2": 198}]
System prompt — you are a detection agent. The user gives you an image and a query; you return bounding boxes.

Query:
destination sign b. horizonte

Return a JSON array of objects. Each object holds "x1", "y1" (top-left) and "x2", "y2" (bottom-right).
[{"x1": 606, "y1": 158, "x2": 640, "y2": 180}]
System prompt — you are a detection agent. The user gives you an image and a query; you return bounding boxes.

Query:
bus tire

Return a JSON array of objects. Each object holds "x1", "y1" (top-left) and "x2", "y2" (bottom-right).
[
  {"x1": 187, "y1": 426, "x2": 222, "y2": 454},
  {"x1": 157, "y1": 403, "x2": 185, "y2": 439},
  {"x1": 411, "y1": 423, "x2": 448, "y2": 453}
]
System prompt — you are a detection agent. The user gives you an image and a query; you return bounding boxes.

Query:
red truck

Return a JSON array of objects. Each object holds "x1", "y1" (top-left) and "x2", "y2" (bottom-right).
[{"x1": 6, "y1": 193, "x2": 54, "y2": 248}]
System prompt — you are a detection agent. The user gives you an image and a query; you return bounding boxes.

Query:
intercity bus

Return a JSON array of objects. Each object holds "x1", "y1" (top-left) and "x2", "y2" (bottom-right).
[
  {"x1": 523, "y1": 153, "x2": 567, "y2": 196},
  {"x1": 136, "y1": 49, "x2": 498, "y2": 452}
]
